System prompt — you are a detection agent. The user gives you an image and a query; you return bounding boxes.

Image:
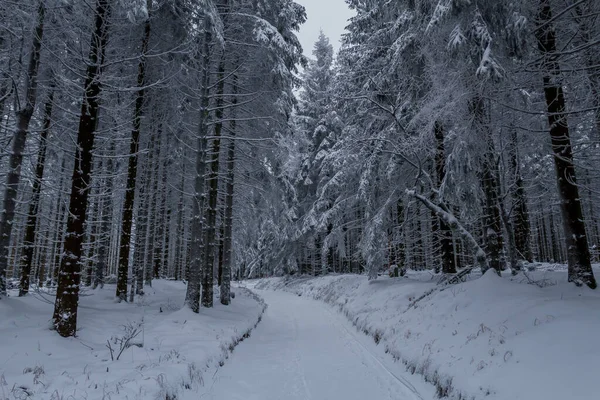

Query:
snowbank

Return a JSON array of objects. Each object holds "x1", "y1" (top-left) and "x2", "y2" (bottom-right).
[
  {"x1": 254, "y1": 266, "x2": 600, "y2": 400},
  {"x1": 0, "y1": 281, "x2": 265, "y2": 400}
]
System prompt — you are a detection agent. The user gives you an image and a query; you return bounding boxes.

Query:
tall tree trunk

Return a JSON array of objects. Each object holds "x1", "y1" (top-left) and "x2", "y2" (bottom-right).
[
  {"x1": 202, "y1": 57, "x2": 225, "y2": 308},
  {"x1": 0, "y1": 1, "x2": 45, "y2": 298},
  {"x1": 153, "y1": 143, "x2": 170, "y2": 280},
  {"x1": 434, "y1": 122, "x2": 456, "y2": 274},
  {"x1": 144, "y1": 127, "x2": 161, "y2": 287},
  {"x1": 50, "y1": 159, "x2": 67, "y2": 286},
  {"x1": 471, "y1": 97, "x2": 503, "y2": 275},
  {"x1": 218, "y1": 224, "x2": 224, "y2": 286},
  {"x1": 548, "y1": 210, "x2": 560, "y2": 262},
  {"x1": 116, "y1": 3, "x2": 151, "y2": 301},
  {"x1": 174, "y1": 172, "x2": 185, "y2": 281},
  {"x1": 133, "y1": 145, "x2": 153, "y2": 294},
  {"x1": 536, "y1": 212, "x2": 547, "y2": 262},
  {"x1": 94, "y1": 142, "x2": 115, "y2": 289},
  {"x1": 394, "y1": 200, "x2": 405, "y2": 270},
  {"x1": 163, "y1": 207, "x2": 171, "y2": 277},
  {"x1": 53, "y1": 0, "x2": 112, "y2": 336},
  {"x1": 153, "y1": 161, "x2": 168, "y2": 279},
  {"x1": 509, "y1": 130, "x2": 532, "y2": 262},
  {"x1": 37, "y1": 221, "x2": 50, "y2": 287},
  {"x1": 220, "y1": 78, "x2": 237, "y2": 304},
  {"x1": 185, "y1": 13, "x2": 212, "y2": 312},
  {"x1": 19, "y1": 85, "x2": 53, "y2": 296},
  {"x1": 535, "y1": 0, "x2": 596, "y2": 288},
  {"x1": 84, "y1": 184, "x2": 100, "y2": 287}
]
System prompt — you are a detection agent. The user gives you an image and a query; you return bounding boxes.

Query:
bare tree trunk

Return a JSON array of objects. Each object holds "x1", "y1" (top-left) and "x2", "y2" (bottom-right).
[
  {"x1": 220, "y1": 76, "x2": 237, "y2": 305},
  {"x1": 0, "y1": 1, "x2": 45, "y2": 298},
  {"x1": 144, "y1": 128, "x2": 161, "y2": 287},
  {"x1": 163, "y1": 207, "x2": 171, "y2": 277},
  {"x1": 185, "y1": 14, "x2": 212, "y2": 312},
  {"x1": 202, "y1": 56, "x2": 225, "y2": 308},
  {"x1": 434, "y1": 122, "x2": 456, "y2": 274},
  {"x1": 19, "y1": 85, "x2": 53, "y2": 296},
  {"x1": 153, "y1": 159, "x2": 168, "y2": 279},
  {"x1": 133, "y1": 146, "x2": 152, "y2": 294},
  {"x1": 174, "y1": 173, "x2": 185, "y2": 281},
  {"x1": 116, "y1": 2, "x2": 151, "y2": 301},
  {"x1": 37, "y1": 222, "x2": 50, "y2": 287},
  {"x1": 535, "y1": 0, "x2": 597, "y2": 288},
  {"x1": 53, "y1": 0, "x2": 112, "y2": 336},
  {"x1": 393, "y1": 200, "x2": 405, "y2": 270},
  {"x1": 509, "y1": 130, "x2": 532, "y2": 262},
  {"x1": 50, "y1": 159, "x2": 67, "y2": 286},
  {"x1": 84, "y1": 184, "x2": 100, "y2": 286},
  {"x1": 93, "y1": 142, "x2": 115, "y2": 289},
  {"x1": 471, "y1": 97, "x2": 503, "y2": 275},
  {"x1": 218, "y1": 225, "x2": 224, "y2": 286}
]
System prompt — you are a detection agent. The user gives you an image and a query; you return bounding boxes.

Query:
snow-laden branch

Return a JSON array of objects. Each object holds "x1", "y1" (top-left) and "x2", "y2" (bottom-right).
[{"x1": 405, "y1": 189, "x2": 489, "y2": 272}]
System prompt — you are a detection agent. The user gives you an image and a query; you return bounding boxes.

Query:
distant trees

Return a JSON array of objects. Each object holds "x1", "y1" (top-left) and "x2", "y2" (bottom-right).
[{"x1": 249, "y1": 0, "x2": 599, "y2": 289}]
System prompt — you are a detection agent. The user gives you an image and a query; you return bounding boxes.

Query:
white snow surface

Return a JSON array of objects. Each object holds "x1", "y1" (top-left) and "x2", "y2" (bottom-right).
[
  {"x1": 3, "y1": 266, "x2": 598, "y2": 400},
  {"x1": 201, "y1": 288, "x2": 434, "y2": 400},
  {"x1": 0, "y1": 281, "x2": 264, "y2": 400},
  {"x1": 254, "y1": 265, "x2": 600, "y2": 400}
]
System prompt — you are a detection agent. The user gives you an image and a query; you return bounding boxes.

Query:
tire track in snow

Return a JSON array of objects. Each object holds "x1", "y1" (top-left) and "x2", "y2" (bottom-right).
[
  {"x1": 323, "y1": 304, "x2": 425, "y2": 400},
  {"x1": 202, "y1": 289, "x2": 429, "y2": 400},
  {"x1": 292, "y1": 316, "x2": 313, "y2": 400}
]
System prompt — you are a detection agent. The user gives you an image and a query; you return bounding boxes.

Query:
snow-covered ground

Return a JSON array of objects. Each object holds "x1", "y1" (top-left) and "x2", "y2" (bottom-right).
[
  {"x1": 254, "y1": 265, "x2": 600, "y2": 400},
  {"x1": 0, "y1": 281, "x2": 265, "y2": 400},
  {"x1": 200, "y1": 289, "x2": 435, "y2": 400},
  {"x1": 3, "y1": 266, "x2": 598, "y2": 400}
]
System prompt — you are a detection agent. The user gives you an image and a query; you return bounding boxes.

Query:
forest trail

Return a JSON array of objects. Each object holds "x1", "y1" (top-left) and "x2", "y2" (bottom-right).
[{"x1": 201, "y1": 289, "x2": 426, "y2": 400}]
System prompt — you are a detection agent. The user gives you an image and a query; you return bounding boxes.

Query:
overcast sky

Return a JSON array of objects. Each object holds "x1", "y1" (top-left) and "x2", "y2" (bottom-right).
[{"x1": 295, "y1": 0, "x2": 355, "y2": 57}]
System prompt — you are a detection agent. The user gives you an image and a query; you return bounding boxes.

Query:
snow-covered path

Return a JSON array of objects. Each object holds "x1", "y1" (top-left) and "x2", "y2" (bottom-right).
[{"x1": 201, "y1": 289, "x2": 427, "y2": 400}]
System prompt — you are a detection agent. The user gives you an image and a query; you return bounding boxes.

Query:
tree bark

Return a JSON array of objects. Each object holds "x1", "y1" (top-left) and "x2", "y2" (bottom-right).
[
  {"x1": 144, "y1": 127, "x2": 161, "y2": 287},
  {"x1": 202, "y1": 57, "x2": 225, "y2": 308},
  {"x1": 153, "y1": 160, "x2": 168, "y2": 279},
  {"x1": 116, "y1": 2, "x2": 151, "y2": 301},
  {"x1": 0, "y1": 1, "x2": 46, "y2": 298},
  {"x1": 434, "y1": 122, "x2": 456, "y2": 274},
  {"x1": 133, "y1": 152, "x2": 150, "y2": 294},
  {"x1": 19, "y1": 85, "x2": 53, "y2": 296},
  {"x1": 471, "y1": 97, "x2": 503, "y2": 275},
  {"x1": 51, "y1": 159, "x2": 67, "y2": 286},
  {"x1": 84, "y1": 185, "x2": 100, "y2": 286},
  {"x1": 509, "y1": 130, "x2": 532, "y2": 262},
  {"x1": 535, "y1": 0, "x2": 596, "y2": 288},
  {"x1": 53, "y1": 0, "x2": 112, "y2": 336},
  {"x1": 220, "y1": 75, "x2": 237, "y2": 305},
  {"x1": 94, "y1": 143, "x2": 115, "y2": 289},
  {"x1": 185, "y1": 13, "x2": 212, "y2": 312}
]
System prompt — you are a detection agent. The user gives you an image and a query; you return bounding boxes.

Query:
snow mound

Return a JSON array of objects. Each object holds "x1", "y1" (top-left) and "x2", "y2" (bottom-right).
[{"x1": 0, "y1": 281, "x2": 265, "y2": 400}]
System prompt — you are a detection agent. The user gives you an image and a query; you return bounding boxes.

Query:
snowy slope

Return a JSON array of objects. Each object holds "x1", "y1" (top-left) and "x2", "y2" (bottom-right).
[
  {"x1": 0, "y1": 281, "x2": 265, "y2": 400},
  {"x1": 255, "y1": 266, "x2": 600, "y2": 400}
]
